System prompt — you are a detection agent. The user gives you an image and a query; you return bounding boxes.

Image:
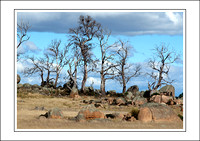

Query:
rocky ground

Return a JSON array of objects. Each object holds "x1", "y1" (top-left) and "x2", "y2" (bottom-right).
[{"x1": 17, "y1": 91, "x2": 183, "y2": 129}]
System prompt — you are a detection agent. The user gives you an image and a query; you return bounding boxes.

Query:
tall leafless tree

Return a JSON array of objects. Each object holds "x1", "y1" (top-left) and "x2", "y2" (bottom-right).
[
  {"x1": 17, "y1": 19, "x2": 31, "y2": 48},
  {"x1": 147, "y1": 43, "x2": 179, "y2": 91},
  {"x1": 66, "y1": 48, "x2": 82, "y2": 90},
  {"x1": 97, "y1": 28, "x2": 119, "y2": 95},
  {"x1": 47, "y1": 39, "x2": 69, "y2": 88},
  {"x1": 115, "y1": 40, "x2": 141, "y2": 94},
  {"x1": 69, "y1": 15, "x2": 101, "y2": 93}
]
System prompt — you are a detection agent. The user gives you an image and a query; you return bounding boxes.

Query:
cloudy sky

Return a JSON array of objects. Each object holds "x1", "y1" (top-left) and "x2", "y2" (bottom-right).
[{"x1": 17, "y1": 11, "x2": 184, "y2": 96}]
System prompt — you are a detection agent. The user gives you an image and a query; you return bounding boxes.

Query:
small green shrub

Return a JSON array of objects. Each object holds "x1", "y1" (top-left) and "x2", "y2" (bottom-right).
[
  {"x1": 130, "y1": 107, "x2": 140, "y2": 120},
  {"x1": 178, "y1": 114, "x2": 183, "y2": 121}
]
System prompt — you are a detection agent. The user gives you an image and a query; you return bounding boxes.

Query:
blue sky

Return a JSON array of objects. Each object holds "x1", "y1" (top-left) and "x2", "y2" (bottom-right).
[{"x1": 17, "y1": 11, "x2": 184, "y2": 96}]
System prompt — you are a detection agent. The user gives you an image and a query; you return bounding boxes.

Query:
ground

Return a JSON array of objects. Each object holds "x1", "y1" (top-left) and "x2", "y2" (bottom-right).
[{"x1": 17, "y1": 93, "x2": 183, "y2": 129}]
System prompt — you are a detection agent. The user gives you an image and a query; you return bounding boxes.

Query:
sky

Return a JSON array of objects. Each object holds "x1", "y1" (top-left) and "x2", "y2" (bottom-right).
[{"x1": 17, "y1": 11, "x2": 184, "y2": 96}]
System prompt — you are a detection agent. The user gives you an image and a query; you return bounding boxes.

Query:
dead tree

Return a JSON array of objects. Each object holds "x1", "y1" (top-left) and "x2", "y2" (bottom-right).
[
  {"x1": 69, "y1": 15, "x2": 101, "y2": 93},
  {"x1": 147, "y1": 43, "x2": 179, "y2": 91},
  {"x1": 17, "y1": 19, "x2": 31, "y2": 48},
  {"x1": 115, "y1": 40, "x2": 141, "y2": 94},
  {"x1": 66, "y1": 49, "x2": 82, "y2": 90},
  {"x1": 23, "y1": 56, "x2": 45, "y2": 85},
  {"x1": 47, "y1": 39, "x2": 69, "y2": 88},
  {"x1": 39, "y1": 53, "x2": 56, "y2": 87},
  {"x1": 97, "y1": 28, "x2": 119, "y2": 95}
]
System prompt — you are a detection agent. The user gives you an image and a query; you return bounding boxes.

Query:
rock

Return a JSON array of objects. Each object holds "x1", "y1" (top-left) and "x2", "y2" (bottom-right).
[
  {"x1": 123, "y1": 113, "x2": 136, "y2": 122},
  {"x1": 173, "y1": 99, "x2": 183, "y2": 105},
  {"x1": 127, "y1": 85, "x2": 139, "y2": 95},
  {"x1": 75, "y1": 105, "x2": 105, "y2": 121},
  {"x1": 32, "y1": 84, "x2": 41, "y2": 89},
  {"x1": 150, "y1": 95, "x2": 162, "y2": 103},
  {"x1": 23, "y1": 83, "x2": 32, "y2": 89},
  {"x1": 69, "y1": 87, "x2": 79, "y2": 98},
  {"x1": 106, "y1": 113, "x2": 124, "y2": 120},
  {"x1": 107, "y1": 97, "x2": 114, "y2": 105},
  {"x1": 138, "y1": 107, "x2": 152, "y2": 122},
  {"x1": 17, "y1": 74, "x2": 21, "y2": 84},
  {"x1": 132, "y1": 96, "x2": 147, "y2": 106},
  {"x1": 138, "y1": 103, "x2": 181, "y2": 122},
  {"x1": 159, "y1": 85, "x2": 175, "y2": 99},
  {"x1": 150, "y1": 95, "x2": 173, "y2": 104},
  {"x1": 39, "y1": 108, "x2": 63, "y2": 119},
  {"x1": 150, "y1": 89, "x2": 160, "y2": 95},
  {"x1": 125, "y1": 91, "x2": 134, "y2": 100},
  {"x1": 94, "y1": 103, "x2": 104, "y2": 108},
  {"x1": 114, "y1": 97, "x2": 126, "y2": 106}
]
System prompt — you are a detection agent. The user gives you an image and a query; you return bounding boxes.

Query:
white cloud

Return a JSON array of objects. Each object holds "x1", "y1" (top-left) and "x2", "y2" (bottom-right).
[
  {"x1": 24, "y1": 41, "x2": 40, "y2": 52},
  {"x1": 86, "y1": 77, "x2": 101, "y2": 86},
  {"x1": 165, "y1": 12, "x2": 182, "y2": 25}
]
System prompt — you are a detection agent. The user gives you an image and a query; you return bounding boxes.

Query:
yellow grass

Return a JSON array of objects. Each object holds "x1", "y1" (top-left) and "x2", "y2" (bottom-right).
[{"x1": 17, "y1": 92, "x2": 183, "y2": 129}]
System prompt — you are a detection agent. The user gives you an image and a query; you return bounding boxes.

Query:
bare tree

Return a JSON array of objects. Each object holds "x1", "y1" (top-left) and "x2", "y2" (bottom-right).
[
  {"x1": 23, "y1": 56, "x2": 45, "y2": 85},
  {"x1": 17, "y1": 19, "x2": 31, "y2": 48},
  {"x1": 66, "y1": 48, "x2": 82, "y2": 90},
  {"x1": 69, "y1": 15, "x2": 101, "y2": 93},
  {"x1": 147, "y1": 43, "x2": 179, "y2": 91},
  {"x1": 115, "y1": 40, "x2": 141, "y2": 94},
  {"x1": 39, "y1": 53, "x2": 56, "y2": 87},
  {"x1": 48, "y1": 39, "x2": 69, "y2": 88},
  {"x1": 97, "y1": 28, "x2": 119, "y2": 95}
]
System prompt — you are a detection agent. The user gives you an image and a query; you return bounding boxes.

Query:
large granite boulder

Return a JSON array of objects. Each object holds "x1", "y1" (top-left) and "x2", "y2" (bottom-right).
[
  {"x1": 39, "y1": 108, "x2": 63, "y2": 119},
  {"x1": 138, "y1": 103, "x2": 181, "y2": 122},
  {"x1": 75, "y1": 105, "x2": 105, "y2": 122},
  {"x1": 132, "y1": 96, "x2": 147, "y2": 106},
  {"x1": 127, "y1": 85, "x2": 139, "y2": 96},
  {"x1": 159, "y1": 85, "x2": 175, "y2": 99}
]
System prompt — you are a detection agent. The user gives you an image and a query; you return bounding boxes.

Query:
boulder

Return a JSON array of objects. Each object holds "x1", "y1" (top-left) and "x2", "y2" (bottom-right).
[
  {"x1": 132, "y1": 96, "x2": 147, "y2": 106},
  {"x1": 114, "y1": 97, "x2": 126, "y2": 106},
  {"x1": 39, "y1": 108, "x2": 63, "y2": 119},
  {"x1": 75, "y1": 105, "x2": 105, "y2": 121},
  {"x1": 138, "y1": 107, "x2": 152, "y2": 122},
  {"x1": 159, "y1": 85, "x2": 175, "y2": 99},
  {"x1": 123, "y1": 113, "x2": 136, "y2": 122},
  {"x1": 107, "y1": 97, "x2": 114, "y2": 105},
  {"x1": 150, "y1": 95, "x2": 173, "y2": 104},
  {"x1": 23, "y1": 83, "x2": 32, "y2": 89},
  {"x1": 69, "y1": 87, "x2": 79, "y2": 98},
  {"x1": 106, "y1": 113, "x2": 124, "y2": 120},
  {"x1": 125, "y1": 91, "x2": 134, "y2": 100},
  {"x1": 17, "y1": 74, "x2": 21, "y2": 84},
  {"x1": 127, "y1": 85, "x2": 139, "y2": 95},
  {"x1": 173, "y1": 99, "x2": 183, "y2": 105},
  {"x1": 138, "y1": 103, "x2": 181, "y2": 122}
]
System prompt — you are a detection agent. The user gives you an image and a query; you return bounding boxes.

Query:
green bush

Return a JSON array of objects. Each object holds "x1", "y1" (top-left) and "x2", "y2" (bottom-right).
[
  {"x1": 178, "y1": 114, "x2": 183, "y2": 121},
  {"x1": 130, "y1": 107, "x2": 140, "y2": 120}
]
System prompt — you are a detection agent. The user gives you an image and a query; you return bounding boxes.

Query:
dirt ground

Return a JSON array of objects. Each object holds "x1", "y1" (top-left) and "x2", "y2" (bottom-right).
[{"x1": 17, "y1": 93, "x2": 183, "y2": 129}]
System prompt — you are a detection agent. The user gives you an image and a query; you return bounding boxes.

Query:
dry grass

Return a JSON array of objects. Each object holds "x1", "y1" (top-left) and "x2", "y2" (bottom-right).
[{"x1": 17, "y1": 92, "x2": 183, "y2": 129}]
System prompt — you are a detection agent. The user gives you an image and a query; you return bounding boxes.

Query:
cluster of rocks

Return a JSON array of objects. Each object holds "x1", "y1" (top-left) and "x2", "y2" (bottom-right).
[{"x1": 39, "y1": 103, "x2": 182, "y2": 123}]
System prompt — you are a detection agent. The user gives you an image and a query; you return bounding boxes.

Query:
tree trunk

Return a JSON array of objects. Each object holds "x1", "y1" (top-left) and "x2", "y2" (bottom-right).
[
  {"x1": 100, "y1": 74, "x2": 106, "y2": 95},
  {"x1": 54, "y1": 73, "x2": 59, "y2": 88},
  {"x1": 46, "y1": 70, "x2": 50, "y2": 85},
  {"x1": 122, "y1": 62, "x2": 126, "y2": 94},
  {"x1": 81, "y1": 61, "x2": 87, "y2": 93},
  {"x1": 40, "y1": 71, "x2": 44, "y2": 86}
]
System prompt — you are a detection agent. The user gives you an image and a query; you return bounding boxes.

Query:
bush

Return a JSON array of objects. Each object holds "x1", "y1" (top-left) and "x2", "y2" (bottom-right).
[
  {"x1": 178, "y1": 93, "x2": 183, "y2": 98},
  {"x1": 178, "y1": 114, "x2": 183, "y2": 121},
  {"x1": 130, "y1": 107, "x2": 140, "y2": 120}
]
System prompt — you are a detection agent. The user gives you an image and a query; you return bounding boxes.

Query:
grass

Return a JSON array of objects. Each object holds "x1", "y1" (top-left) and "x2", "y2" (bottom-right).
[{"x1": 17, "y1": 92, "x2": 183, "y2": 129}]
